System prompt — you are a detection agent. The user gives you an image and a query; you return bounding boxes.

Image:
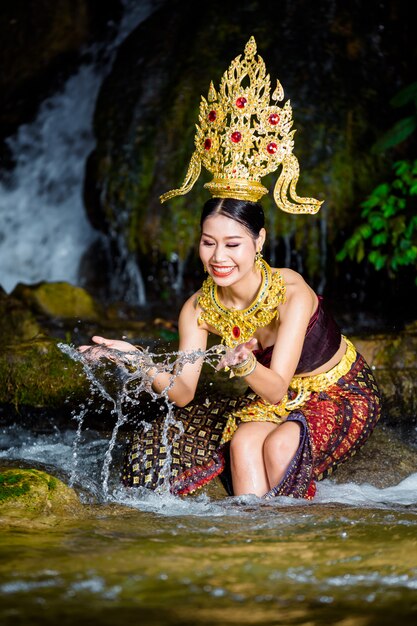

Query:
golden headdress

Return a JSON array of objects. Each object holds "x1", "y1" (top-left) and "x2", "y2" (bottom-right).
[{"x1": 160, "y1": 36, "x2": 322, "y2": 213}]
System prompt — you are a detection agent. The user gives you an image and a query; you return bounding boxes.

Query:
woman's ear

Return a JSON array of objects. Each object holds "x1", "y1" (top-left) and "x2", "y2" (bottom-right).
[{"x1": 257, "y1": 227, "x2": 266, "y2": 250}]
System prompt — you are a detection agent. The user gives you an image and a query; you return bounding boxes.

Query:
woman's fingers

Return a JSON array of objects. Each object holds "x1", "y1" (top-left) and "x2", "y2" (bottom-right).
[
  {"x1": 216, "y1": 337, "x2": 259, "y2": 371},
  {"x1": 245, "y1": 338, "x2": 258, "y2": 350}
]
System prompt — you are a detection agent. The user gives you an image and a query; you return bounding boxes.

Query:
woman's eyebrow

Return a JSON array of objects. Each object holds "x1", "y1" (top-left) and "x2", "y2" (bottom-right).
[{"x1": 201, "y1": 233, "x2": 244, "y2": 239}]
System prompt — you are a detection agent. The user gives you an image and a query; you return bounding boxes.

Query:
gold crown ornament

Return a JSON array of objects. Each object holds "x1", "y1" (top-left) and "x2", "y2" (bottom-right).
[{"x1": 160, "y1": 36, "x2": 322, "y2": 214}]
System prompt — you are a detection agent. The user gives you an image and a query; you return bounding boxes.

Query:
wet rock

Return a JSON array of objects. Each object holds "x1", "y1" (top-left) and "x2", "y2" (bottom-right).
[
  {"x1": 0, "y1": 467, "x2": 83, "y2": 525},
  {"x1": 0, "y1": 337, "x2": 89, "y2": 409},
  {"x1": 352, "y1": 328, "x2": 417, "y2": 437},
  {"x1": 0, "y1": 289, "x2": 42, "y2": 344},
  {"x1": 331, "y1": 425, "x2": 417, "y2": 489},
  {"x1": 11, "y1": 281, "x2": 103, "y2": 322}
]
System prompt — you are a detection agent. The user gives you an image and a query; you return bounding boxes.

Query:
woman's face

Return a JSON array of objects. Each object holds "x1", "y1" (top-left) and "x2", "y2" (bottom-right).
[{"x1": 199, "y1": 214, "x2": 265, "y2": 285}]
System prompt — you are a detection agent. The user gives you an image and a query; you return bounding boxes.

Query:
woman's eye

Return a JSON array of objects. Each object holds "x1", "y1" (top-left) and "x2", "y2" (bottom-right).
[
  {"x1": 226, "y1": 243, "x2": 239, "y2": 248},
  {"x1": 201, "y1": 240, "x2": 214, "y2": 246}
]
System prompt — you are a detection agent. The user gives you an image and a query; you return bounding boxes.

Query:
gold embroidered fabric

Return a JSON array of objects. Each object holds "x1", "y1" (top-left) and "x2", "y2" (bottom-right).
[
  {"x1": 197, "y1": 259, "x2": 286, "y2": 348},
  {"x1": 220, "y1": 336, "x2": 357, "y2": 443}
]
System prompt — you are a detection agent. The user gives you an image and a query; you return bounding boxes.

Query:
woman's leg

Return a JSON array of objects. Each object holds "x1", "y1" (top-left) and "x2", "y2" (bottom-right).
[
  {"x1": 230, "y1": 422, "x2": 277, "y2": 496},
  {"x1": 263, "y1": 421, "x2": 302, "y2": 489}
]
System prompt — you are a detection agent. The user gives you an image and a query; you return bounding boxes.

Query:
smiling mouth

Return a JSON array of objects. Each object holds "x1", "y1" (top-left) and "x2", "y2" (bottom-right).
[{"x1": 210, "y1": 265, "x2": 236, "y2": 277}]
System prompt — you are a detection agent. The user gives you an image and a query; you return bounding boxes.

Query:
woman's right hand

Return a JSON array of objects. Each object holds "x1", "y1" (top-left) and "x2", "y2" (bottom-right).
[{"x1": 78, "y1": 335, "x2": 139, "y2": 361}]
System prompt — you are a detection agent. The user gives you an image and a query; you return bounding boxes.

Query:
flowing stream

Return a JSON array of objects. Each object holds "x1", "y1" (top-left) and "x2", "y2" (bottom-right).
[{"x1": 1, "y1": 346, "x2": 417, "y2": 625}]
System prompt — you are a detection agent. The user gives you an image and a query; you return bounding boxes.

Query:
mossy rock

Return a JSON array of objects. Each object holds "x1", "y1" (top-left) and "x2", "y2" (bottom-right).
[
  {"x1": 12, "y1": 281, "x2": 103, "y2": 321},
  {"x1": 0, "y1": 290, "x2": 41, "y2": 344},
  {"x1": 0, "y1": 468, "x2": 82, "y2": 520},
  {"x1": 0, "y1": 337, "x2": 89, "y2": 408}
]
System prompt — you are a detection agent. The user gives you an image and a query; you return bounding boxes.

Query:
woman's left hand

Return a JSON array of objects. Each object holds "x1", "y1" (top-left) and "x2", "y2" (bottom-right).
[{"x1": 216, "y1": 337, "x2": 258, "y2": 371}]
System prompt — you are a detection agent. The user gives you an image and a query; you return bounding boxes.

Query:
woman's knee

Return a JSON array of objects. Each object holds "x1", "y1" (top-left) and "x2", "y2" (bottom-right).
[
  {"x1": 230, "y1": 422, "x2": 275, "y2": 459},
  {"x1": 263, "y1": 422, "x2": 301, "y2": 462},
  {"x1": 230, "y1": 425, "x2": 254, "y2": 458}
]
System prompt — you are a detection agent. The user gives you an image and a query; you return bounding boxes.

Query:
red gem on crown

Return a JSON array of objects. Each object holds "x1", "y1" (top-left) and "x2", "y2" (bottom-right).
[
  {"x1": 268, "y1": 113, "x2": 280, "y2": 125},
  {"x1": 235, "y1": 97, "x2": 247, "y2": 109},
  {"x1": 267, "y1": 142, "x2": 278, "y2": 154},
  {"x1": 204, "y1": 138, "x2": 212, "y2": 150},
  {"x1": 231, "y1": 131, "x2": 242, "y2": 143},
  {"x1": 232, "y1": 326, "x2": 241, "y2": 339},
  {"x1": 208, "y1": 110, "x2": 217, "y2": 122}
]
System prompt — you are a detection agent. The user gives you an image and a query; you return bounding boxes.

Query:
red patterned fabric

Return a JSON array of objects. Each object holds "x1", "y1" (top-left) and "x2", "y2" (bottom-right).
[{"x1": 264, "y1": 353, "x2": 382, "y2": 499}]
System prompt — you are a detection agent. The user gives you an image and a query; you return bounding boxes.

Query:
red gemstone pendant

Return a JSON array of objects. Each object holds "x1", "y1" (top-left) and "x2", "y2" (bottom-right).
[
  {"x1": 204, "y1": 138, "x2": 212, "y2": 150},
  {"x1": 235, "y1": 97, "x2": 247, "y2": 109},
  {"x1": 267, "y1": 142, "x2": 278, "y2": 154},
  {"x1": 268, "y1": 113, "x2": 280, "y2": 125},
  {"x1": 231, "y1": 131, "x2": 242, "y2": 143},
  {"x1": 208, "y1": 110, "x2": 217, "y2": 122},
  {"x1": 232, "y1": 326, "x2": 241, "y2": 339}
]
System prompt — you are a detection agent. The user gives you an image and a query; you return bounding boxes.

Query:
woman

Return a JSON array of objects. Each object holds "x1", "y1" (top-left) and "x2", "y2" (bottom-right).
[{"x1": 80, "y1": 196, "x2": 381, "y2": 499}]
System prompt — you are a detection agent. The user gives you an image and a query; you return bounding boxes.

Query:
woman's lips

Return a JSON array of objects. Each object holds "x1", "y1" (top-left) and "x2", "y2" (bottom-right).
[{"x1": 210, "y1": 265, "x2": 236, "y2": 277}]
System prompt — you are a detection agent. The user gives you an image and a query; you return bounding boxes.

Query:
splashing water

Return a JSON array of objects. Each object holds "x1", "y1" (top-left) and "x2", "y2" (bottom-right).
[{"x1": 58, "y1": 342, "x2": 225, "y2": 499}]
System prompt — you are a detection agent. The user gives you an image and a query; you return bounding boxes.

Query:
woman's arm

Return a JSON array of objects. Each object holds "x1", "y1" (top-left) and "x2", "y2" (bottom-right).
[
  {"x1": 78, "y1": 293, "x2": 209, "y2": 407},
  {"x1": 150, "y1": 294, "x2": 209, "y2": 406}
]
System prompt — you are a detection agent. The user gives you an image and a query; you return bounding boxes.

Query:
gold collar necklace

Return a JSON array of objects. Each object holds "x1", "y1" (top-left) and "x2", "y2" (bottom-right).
[{"x1": 197, "y1": 259, "x2": 286, "y2": 347}]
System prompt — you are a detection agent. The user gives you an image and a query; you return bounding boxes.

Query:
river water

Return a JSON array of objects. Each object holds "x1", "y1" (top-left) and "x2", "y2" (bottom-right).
[{"x1": 1, "y1": 411, "x2": 417, "y2": 625}]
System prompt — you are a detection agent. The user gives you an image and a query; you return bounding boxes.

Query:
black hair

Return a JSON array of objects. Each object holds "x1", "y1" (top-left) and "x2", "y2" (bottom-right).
[{"x1": 200, "y1": 198, "x2": 265, "y2": 239}]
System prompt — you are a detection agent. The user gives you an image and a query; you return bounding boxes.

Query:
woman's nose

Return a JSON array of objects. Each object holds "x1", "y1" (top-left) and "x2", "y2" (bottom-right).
[{"x1": 211, "y1": 247, "x2": 226, "y2": 262}]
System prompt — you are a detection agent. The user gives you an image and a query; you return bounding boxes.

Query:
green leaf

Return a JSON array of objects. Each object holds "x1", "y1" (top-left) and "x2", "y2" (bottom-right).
[
  {"x1": 368, "y1": 250, "x2": 387, "y2": 270},
  {"x1": 371, "y1": 232, "x2": 388, "y2": 246},
  {"x1": 390, "y1": 81, "x2": 417, "y2": 108},
  {"x1": 358, "y1": 224, "x2": 373, "y2": 239},
  {"x1": 368, "y1": 213, "x2": 386, "y2": 230},
  {"x1": 371, "y1": 116, "x2": 417, "y2": 153}
]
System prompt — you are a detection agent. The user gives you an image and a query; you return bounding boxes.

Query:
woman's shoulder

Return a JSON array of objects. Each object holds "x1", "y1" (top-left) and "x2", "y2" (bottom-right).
[
  {"x1": 273, "y1": 267, "x2": 317, "y2": 312},
  {"x1": 180, "y1": 289, "x2": 203, "y2": 317},
  {"x1": 272, "y1": 266, "x2": 309, "y2": 288}
]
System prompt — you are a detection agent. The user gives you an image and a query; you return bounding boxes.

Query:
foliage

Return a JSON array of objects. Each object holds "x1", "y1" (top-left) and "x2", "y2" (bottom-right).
[
  {"x1": 371, "y1": 81, "x2": 417, "y2": 154},
  {"x1": 337, "y1": 81, "x2": 417, "y2": 282},
  {"x1": 337, "y1": 160, "x2": 417, "y2": 282}
]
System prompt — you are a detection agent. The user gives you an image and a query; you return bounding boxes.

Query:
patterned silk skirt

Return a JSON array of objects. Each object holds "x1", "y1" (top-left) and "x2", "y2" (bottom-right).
[{"x1": 122, "y1": 350, "x2": 382, "y2": 500}]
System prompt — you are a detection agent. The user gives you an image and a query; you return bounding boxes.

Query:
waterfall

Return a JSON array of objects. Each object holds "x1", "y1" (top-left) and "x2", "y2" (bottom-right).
[{"x1": 0, "y1": 0, "x2": 163, "y2": 303}]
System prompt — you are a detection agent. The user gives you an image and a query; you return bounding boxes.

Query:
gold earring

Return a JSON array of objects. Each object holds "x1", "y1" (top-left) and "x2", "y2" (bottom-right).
[
  {"x1": 254, "y1": 250, "x2": 263, "y2": 270},
  {"x1": 203, "y1": 264, "x2": 208, "y2": 273}
]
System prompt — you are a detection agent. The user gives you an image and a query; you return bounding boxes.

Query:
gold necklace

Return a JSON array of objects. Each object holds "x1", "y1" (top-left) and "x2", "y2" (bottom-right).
[{"x1": 197, "y1": 259, "x2": 286, "y2": 347}]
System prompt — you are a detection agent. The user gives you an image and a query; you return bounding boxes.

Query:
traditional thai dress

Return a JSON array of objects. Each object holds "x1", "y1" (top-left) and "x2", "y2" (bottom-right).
[{"x1": 122, "y1": 263, "x2": 382, "y2": 499}]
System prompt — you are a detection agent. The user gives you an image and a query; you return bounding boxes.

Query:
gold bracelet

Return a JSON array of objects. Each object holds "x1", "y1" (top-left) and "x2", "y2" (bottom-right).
[{"x1": 230, "y1": 352, "x2": 257, "y2": 378}]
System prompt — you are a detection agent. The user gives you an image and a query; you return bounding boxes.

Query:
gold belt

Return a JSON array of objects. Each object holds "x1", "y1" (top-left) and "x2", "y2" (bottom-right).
[{"x1": 220, "y1": 336, "x2": 357, "y2": 444}]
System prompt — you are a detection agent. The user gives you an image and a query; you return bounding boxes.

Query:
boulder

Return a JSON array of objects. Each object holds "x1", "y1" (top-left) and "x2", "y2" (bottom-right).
[
  {"x1": 11, "y1": 281, "x2": 103, "y2": 322},
  {"x1": 0, "y1": 467, "x2": 83, "y2": 526}
]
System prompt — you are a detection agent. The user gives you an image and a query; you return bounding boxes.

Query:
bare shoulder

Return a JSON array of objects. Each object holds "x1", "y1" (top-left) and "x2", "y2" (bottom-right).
[
  {"x1": 179, "y1": 289, "x2": 203, "y2": 321},
  {"x1": 277, "y1": 267, "x2": 309, "y2": 288},
  {"x1": 274, "y1": 267, "x2": 317, "y2": 313}
]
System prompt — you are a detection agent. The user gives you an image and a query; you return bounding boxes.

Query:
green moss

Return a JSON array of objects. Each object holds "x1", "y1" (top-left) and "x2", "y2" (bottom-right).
[
  {"x1": 0, "y1": 472, "x2": 31, "y2": 502},
  {"x1": 12, "y1": 282, "x2": 102, "y2": 321},
  {"x1": 0, "y1": 338, "x2": 89, "y2": 409},
  {"x1": 0, "y1": 468, "x2": 82, "y2": 518}
]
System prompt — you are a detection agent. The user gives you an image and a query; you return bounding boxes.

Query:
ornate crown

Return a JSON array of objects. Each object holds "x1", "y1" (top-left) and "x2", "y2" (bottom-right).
[{"x1": 160, "y1": 37, "x2": 322, "y2": 214}]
